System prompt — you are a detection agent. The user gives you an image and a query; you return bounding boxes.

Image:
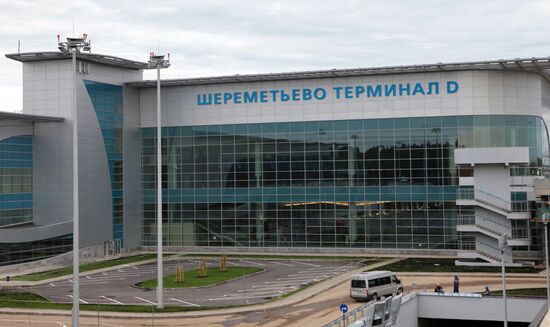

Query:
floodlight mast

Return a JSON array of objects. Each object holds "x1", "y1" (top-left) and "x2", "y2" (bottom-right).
[
  {"x1": 57, "y1": 33, "x2": 90, "y2": 327},
  {"x1": 148, "y1": 52, "x2": 170, "y2": 310}
]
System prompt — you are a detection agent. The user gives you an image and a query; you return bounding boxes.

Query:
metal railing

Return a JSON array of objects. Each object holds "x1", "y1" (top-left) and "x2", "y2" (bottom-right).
[
  {"x1": 457, "y1": 214, "x2": 475, "y2": 226},
  {"x1": 456, "y1": 188, "x2": 474, "y2": 200},
  {"x1": 323, "y1": 295, "x2": 403, "y2": 327},
  {"x1": 511, "y1": 201, "x2": 530, "y2": 213},
  {"x1": 511, "y1": 227, "x2": 529, "y2": 239},
  {"x1": 475, "y1": 189, "x2": 511, "y2": 212},
  {"x1": 323, "y1": 298, "x2": 379, "y2": 327},
  {"x1": 478, "y1": 214, "x2": 509, "y2": 229},
  {"x1": 456, "y1": 188, "x2": 512, "y2": 213},
  {"x1": 477, "y1": 215, "x2": 509, "y2": 236},
  {"x1": 477, "y1": 240, "x2": 513, "y2": 258},
  {"x1": 459, "y1": 240, "x2": 476, "y2": 251}
]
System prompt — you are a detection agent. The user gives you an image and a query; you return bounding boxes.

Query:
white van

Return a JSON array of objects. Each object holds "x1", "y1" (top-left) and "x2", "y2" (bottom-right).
[{"x1": 349, "y1": 270, "x2": 403, "y2": 301}]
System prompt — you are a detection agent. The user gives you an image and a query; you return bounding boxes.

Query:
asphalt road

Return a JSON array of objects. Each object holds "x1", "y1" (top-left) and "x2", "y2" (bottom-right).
[{"x1": 22, "y1": 259, "x2": 362, "y2": 307}]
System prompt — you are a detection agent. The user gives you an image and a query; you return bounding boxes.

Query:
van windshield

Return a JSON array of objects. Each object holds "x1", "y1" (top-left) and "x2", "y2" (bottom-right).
[{"x1": 351, "y1": 280, "x2": 366, "y2": 288}]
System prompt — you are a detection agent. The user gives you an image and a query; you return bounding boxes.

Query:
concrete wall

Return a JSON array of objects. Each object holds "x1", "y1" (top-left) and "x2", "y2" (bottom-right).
[
  {"x1": 24, "y1": 60, "x2": 74, "y2": 234},
  {"x1": 0, "y1": 120, "x2": 33, "y2": 140},
  {"x1": 395, "y1": 293, "x2": 545, "y2": 326},
  {"x1": 416, "y1": 293, "x2": 544, "y2": 322},
  {"x1": 473, "y1": 165, "x2": 512, "y2": 201},
  {"x1": 21, "y1": 59, "x2": 142, "y2": 248},
  {"x1": 454, "y1": 147, "x2": 530, "y2": 166},
  {"x1": 395, "y1": 294, "x2": 419, "y2": 327},
  {"x1": 0, "y1": 221, "x2": 71, "y2": 243},
  {"x1": 139, "y1": 70, "x2": 547, "y2": 128}
]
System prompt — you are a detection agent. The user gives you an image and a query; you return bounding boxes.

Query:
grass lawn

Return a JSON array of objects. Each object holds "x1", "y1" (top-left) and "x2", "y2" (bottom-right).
[
  {"x1": 180, "y1": 254, "x2": 386, "y2": 262},
  {"x1": 136, "y1": 266, "x2": 262, "y2": 289},
  {"x1": 370, "y1": 258, "x2": 542, "y2": 274},
  {"x1": 12, "y1": 254, "x2": 160, "y2": 281},
  {"x1": 492, "y1": 288, "x2": 547, "y2": 297},
  {"x1": 0, "y1": 292, "x2": 232, "y2": 312}
]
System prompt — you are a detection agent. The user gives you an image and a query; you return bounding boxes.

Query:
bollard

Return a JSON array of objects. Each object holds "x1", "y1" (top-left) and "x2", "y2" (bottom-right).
[
  {"x1": 199, "y1": 258, "x2": 208, "y2": 278},
  {"x1": 175, "y1": 266, "x2": 181, "y2": 283},
  {"x1": 219, "y1": 255, "x2": 228, "y2": 272}
]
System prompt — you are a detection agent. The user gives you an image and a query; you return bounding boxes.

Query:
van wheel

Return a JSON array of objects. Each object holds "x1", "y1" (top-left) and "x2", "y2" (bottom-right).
[
  {"x1": 397, "y1": 288, "x2": 403, "y2": 294},
  {"x1": 371, "y1": 293, "x2": 378, "y2": 301}
]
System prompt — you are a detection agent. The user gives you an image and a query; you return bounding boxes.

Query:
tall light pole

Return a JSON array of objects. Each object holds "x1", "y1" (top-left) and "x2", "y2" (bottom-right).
[
  {"x1": 498, "y1": 234, "x2": 508, "y2": 327},
  {"x1": 148, "y1": 52, "x2": 170, "y2": 309},
  {"x1": 543, "y1": 213, "x2": 550, "y2": 310},
  {"x1": 57, "y1": 33, "x2": 91, "y2": 327}
]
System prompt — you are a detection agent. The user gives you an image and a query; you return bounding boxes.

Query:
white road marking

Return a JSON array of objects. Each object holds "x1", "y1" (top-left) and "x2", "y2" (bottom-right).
[
  {"x1": 87, "y1": 274, "x2": 139, "y2": 279},
  {"x1": 288, "y1": 272, "x2": 328, "y2": 277},
  {"x1": 240, "y1": 286, "x2": 295, "y2": 292},
  {"x1": 240, "y1": 260, "x2": 266, "y2": 266},
  {"x1": 85, "y1": 275, "x2": 92, "y2": 279},
  {"x1": 49, "y1": 282, "x2": 55, "y2": 287},
  {"x1": 117, "y1": 268, "x2": 169, "y2": 274},
  {"x1": 50, "y1": 281, "x2": 110, "y2": 287},
  {"x1": 55, "y1": 279, "x2": 124, "y2": 286},
  {"x1": 169, "y1": 298, "x2": 200, "y2": 307},
  {"x1": 290, "y1": 261, "x2": 320, "y2": 267},
  {"x1": 68, "y1": 279, "x2": 73, "y2": 283},
  {"x1": 224, "y1": 289, "x2": 282, "y2": 296},
  {"x1": 134, "y1": 296, "x2": 156, "y2": 305},
  {"x1": 68, "y1": 294, "x2": 89, "y2": 304},
  {"x1": 0, "y1": 318, "x2": 75, "y2": 327},
  {"x1": 264, "y1": 280, "x2": 302, "y2": 285},
  {"x1": 276, "y1": 276, "x2": 324, "y2": 281},
  {"x1": 209, "y1": 294, "x2": 279, "y2": 301},
  {"x1": 102, "y1": 272, "x2": 109, "y2": 276},
  {"x1": 271, "y1": 261, "x2": 294, "y2": 267},
  {"x1": 101, "y1": 295, "x2": 124, "y2": 305},
  {"x1": 100, "y1": 322, "x2": 125, "y2": 327},
  {"x1": 132, "y1": 266, "x2": 139, "y2": 270}
]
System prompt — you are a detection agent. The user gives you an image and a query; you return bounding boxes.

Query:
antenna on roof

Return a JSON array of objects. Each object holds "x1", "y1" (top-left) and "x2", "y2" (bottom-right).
[{"x1": 17, "y1": 40, "x2": 20, "y2": 54}]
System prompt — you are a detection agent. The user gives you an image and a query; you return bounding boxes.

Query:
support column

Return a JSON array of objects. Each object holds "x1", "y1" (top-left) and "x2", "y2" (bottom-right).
[
  {"x1": 254, "y1": 142, "x2": 264, "y2": 246},
  {"x1": 349, "y1": 137, "x2": 358, "y2": 245}
]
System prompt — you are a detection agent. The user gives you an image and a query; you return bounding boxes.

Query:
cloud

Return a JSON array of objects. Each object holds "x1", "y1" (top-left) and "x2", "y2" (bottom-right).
[{"x1": 0, "y1": 0, "x2": 549, "y2": 111}]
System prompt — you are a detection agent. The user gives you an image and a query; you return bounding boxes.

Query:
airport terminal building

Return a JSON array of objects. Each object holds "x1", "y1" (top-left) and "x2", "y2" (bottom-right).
[{"x1": 2, "y1": 50, "x2": 550, "y2": 266}]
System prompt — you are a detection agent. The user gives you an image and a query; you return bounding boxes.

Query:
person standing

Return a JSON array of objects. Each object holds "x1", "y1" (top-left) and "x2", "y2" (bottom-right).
[{"x1": 453, "y1": 274, "x2": 460, "y2": 293}]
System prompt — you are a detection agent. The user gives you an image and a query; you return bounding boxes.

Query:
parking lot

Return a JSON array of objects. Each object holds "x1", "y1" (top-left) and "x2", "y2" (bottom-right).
[{"x1": 22, "y1": 258, "x2": 362, "y2": 307}]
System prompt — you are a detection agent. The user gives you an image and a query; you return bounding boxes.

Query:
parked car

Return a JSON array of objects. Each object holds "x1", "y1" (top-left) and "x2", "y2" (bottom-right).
[{"x1": 350, "y1": 270, "x2": 403, "y2": 301}]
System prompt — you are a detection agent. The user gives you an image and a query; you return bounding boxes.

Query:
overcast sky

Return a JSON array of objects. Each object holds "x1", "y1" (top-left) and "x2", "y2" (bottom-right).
[{"x1": 0, "y1": 0, "x2": 549, "y2": 111}]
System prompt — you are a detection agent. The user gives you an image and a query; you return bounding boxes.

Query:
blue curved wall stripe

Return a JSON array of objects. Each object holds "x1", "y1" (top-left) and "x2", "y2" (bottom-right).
[{"x1": 84, "y1": 80, "x2": 124, "y2": 247}]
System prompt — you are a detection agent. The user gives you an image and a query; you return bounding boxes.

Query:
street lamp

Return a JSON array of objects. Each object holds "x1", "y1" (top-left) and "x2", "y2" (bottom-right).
[
  {"x1": 148, "y1": 52, "x2": 170, "y2": 309},
  {"x1": 57, "y1": 33, "x2": 91, "y2": 327}
]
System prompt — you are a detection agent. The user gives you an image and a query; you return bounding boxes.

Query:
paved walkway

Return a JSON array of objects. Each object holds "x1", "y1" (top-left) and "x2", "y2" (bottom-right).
[
  {"x1": 2, "y1": 255, "x2": 550, "y2": 327},
  {"x1": 0, "y1": 257, "x2": 403, "y2": 319},
  {"x1": 0, "y1": 266, "x2": 548, "y2": 327}
]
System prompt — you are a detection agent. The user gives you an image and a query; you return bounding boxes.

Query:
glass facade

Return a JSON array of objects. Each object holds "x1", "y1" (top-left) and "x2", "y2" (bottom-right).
[
  {"x1": 0, "y1": 234, "x2": 72, "y2": 266},
  {"x1": 0, "y1": 135, "x2": 33, "y2": 227},
  {"x1": 141, "y1": 115, "x2": 548, "y2": 250},
  {"x1": 84, "y1": 81, "x2": 124, "y2": 244}
]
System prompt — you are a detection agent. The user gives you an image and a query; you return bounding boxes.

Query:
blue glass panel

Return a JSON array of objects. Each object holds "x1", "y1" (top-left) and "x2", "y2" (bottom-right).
[{"x1": 85, "y1": 80, "x2": 124, "y2": 244}]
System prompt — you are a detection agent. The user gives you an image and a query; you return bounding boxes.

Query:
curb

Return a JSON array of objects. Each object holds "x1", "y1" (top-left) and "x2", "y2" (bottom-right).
[
  {"x1": 131, "y1": 267, "x2": 267, "y2": 290},
  {"x1": 0, "y1": 257, "x2": 404, "y2": 319},
  {"x1": 0, "y1": 255, "x2": 181, "y2": 287}
]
